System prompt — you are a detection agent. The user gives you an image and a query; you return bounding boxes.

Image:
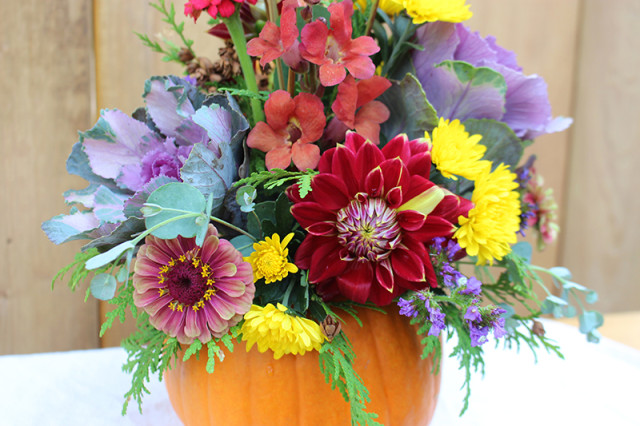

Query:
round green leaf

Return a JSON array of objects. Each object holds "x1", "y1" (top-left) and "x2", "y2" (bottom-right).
[
  {"x1": 586, "y1": 290, "x2": 599, "y2": 304},
  {"x1": 90, "y1": 273, "x2": 117, "y2": 301},
  {"x1": 145, "y1": 182, "x2": 206, "y2": 240}
]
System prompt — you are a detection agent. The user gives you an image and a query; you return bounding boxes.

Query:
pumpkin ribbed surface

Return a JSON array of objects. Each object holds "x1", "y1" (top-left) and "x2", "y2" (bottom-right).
[{"x1": 164, "y1": 305, "x2": 441, "y2": 425}]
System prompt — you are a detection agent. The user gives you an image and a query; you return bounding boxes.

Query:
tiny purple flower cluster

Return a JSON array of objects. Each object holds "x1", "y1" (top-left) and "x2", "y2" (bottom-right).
[
  {"x1": 432, "y1": 237, "x2": 482, "y2": 296},
  {"x1": 397, "y1": 292, "x2": 446, "y2": 336},
  {"x1": 465, "y1": 305, "x2": 507, "y2": 347}
]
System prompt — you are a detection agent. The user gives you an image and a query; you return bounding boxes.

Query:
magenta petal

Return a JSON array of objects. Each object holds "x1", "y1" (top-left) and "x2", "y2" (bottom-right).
[
  {"x1": 214, "y1": 278, "x2": 246, "y2": 297},
  {"x1": 307, "y1": 221, "x2": 337, "y2": 236},
  {"x1": 397, "y1": 210, "x2": 427, "y2": 231},
  {"x1": 311, "y1": 173, "x2": 351, "y2": 210},
  {"x1": 184, "y1": 308, "x2": 202, "y2": 338},
  {"x1": 200, "y1": 234, "x2": 220, "y2": 263},
  {"x1": 210, "y1": 292, "x2": 237, "y2": 320}
]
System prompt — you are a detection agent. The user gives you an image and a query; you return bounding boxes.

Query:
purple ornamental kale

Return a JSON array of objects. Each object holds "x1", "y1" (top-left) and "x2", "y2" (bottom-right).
[
  {"x1": 413, "y1": 22, "x2": 571, "y2": 140},
  {"x1": 42, "y1": 76, "x2": 249, "y2": 245}
]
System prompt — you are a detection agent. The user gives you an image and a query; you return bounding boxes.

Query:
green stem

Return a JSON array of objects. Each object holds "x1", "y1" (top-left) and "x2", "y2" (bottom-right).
[
  {"x1": 364, "y1": 0, "x2": 380, "y2": 37},
  {"x1": 223, "y1": 12, "x2": 265, "y2": 124},
  {"x1": 209, "y1": 215, "x2": 257, "y2": 241}
]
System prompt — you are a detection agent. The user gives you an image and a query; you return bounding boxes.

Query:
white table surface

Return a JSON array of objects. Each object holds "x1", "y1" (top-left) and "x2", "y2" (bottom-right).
[{"x1": 1, "y1": 320, "x2": 639, "y2": 425}]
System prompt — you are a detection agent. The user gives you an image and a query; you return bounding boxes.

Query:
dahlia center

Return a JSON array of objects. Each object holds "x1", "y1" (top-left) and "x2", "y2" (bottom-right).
[
  {"x1": 159, "y1": 254, "x2": 216, "y2": 310},
  {"x1": 335, "y1": 197, "x2": 402, "y2": 261}
]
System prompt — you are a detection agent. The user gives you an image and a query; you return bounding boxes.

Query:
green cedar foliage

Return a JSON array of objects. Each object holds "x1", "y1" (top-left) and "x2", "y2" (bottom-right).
[
  {"x1": 235, "y1": 168, "x2": 317, "y2": 198},
  {"x1": 319, "y1": 332, "x2": 382, "y2": 426}
]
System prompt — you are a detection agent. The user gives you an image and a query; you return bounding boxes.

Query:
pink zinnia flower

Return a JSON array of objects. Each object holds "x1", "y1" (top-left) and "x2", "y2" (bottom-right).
[
  {"x1": 299, "y1": 0, "x2": 379, "y2": 86},
  {"x1": 246, "y1": 90, "x2": 326, "y2": 170},
  {"x1": 132, "y1": 224, "x2": 255, "y2": 344},
  {"x1": 289, "y1": 132, "x2": 472, "y2": 305}
]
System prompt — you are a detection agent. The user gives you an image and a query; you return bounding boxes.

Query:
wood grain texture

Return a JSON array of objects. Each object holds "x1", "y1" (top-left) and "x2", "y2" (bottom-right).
[
  {"x1": 561, "y1": 0, "x2": 640, "y2": 313},
  {"x1": 93, "y1": 0, "x2": 223, "y2": 347},
  {"x1": 0, "y1": 0, "x2": 99, "y2": 354},
  {"x1": 468, "y1": 0, "x2": 581, "y2": 271}
]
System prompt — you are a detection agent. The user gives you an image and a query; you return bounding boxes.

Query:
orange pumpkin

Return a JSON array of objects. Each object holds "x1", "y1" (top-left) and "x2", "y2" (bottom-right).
[{"x1": 164, "y1": 305, "x2": 441, "y2": 425}]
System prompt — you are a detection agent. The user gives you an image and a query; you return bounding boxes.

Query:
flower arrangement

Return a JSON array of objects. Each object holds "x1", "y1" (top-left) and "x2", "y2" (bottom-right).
[{"x1": 43, "y1": 0, "x2": 603, "y2": 423}]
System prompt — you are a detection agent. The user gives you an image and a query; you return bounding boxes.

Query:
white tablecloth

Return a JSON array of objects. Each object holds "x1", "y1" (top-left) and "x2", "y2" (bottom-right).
[{"x1": 1, "y1": 320, "x2": 639, "y2": 425}]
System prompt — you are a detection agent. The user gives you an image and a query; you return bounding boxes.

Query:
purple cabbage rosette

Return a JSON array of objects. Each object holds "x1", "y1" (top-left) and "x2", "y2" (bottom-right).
[
  {"x1": 42, "y1": 76, "x2": 249, "y2": 248},
  {"x1": 412, "y1": 22, "x2": 572, "y2": 140}
]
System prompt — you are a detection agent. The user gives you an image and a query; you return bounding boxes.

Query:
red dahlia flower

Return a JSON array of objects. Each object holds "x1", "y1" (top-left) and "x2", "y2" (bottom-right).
[
  {"x1": 132, "y1": 224, "x2": 255, "y2": 344},
  {"x1": 289, "y1": 132, "x2": 472, "y2": 305},
  {"x1": 299, "y1": 0, "x2": 379, "y2": 87},
  {"x1": 247, "y1": 90, "x2": 326, "y2": 170},
  {"x1": 327, "y1": 75, "x2": 391, "y2": 144}
]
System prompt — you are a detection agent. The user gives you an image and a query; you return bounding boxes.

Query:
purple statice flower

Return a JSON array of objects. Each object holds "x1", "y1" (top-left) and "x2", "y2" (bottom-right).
[
  {"x1": 465, "y1": 305, "x2": 508, "y2": 347},
  {"x1": 413, "y1": 23, "x2": 571, "y2": 140},
  {"x1": 459, "y1": 276, "x2": 482, "y2": 296},
  {"x1": 398, "y1": 297, "x2": 419, "y2": 318},
  {"x1": 425, "y1": 298, "x2": 446, "y2": 336}
]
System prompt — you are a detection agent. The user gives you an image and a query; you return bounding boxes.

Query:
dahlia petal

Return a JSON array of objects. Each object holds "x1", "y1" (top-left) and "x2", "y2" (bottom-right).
[
  {"x1": 265, "y1": 146, "x2": 293, "y2": 170},
  {"x1": 397, "y1": 209, "x2": 427, "y2": 231},
  {"x1": 364, "y1": 166, "x2": 385, "y2": 198},
  {"x1": 391, "y1": 247, "x2": 426, "y2": 282},
  {"x1": 291, "y1": 142, "x2": 320, "y2": 171},
  {"x1": 386, "y1": 186, "x2": 403, "y2": 209},
  {"x1": 354, "y1": 140, "x2": 385, "y2": 182},
  {"x1": 318, "y1": 147, "x2": 335, "y2": 174},
  {"x1": 406, "y1": 151, "x2": 432, "y2": 177},
  {"x1": 319, "y1": 63, "x2": 347, "y2": 87},
  {"x1": 411, "y1": 216, "x2": 457, "y2": 241},
  {"x1": 310, "y1": 173, "x2": 351, "y2": 210},
  {"x1": 381, "y1": 133, "x2": 411, "y2": 162},
  {"x1": 379, "y1": 158, "x2": 409, "y2": 196},
  {"x1": 290, "y1": 201, "x2": 336, "y2": 230},
  {"x1": 397, "y1": 183, "x2": 444, "y2": 216},
  {"x1": 336, "y1": 261, "x2": 373, "y2": 304},
  {"x1": 368, "y1": 281, "x2": 402, "y2": 306},
  {"x1": 309, "y1": 240, "x2": 348, "y2": 282},
  {"x1": 375, "y1": 259, "x2": 395, "y2": 292},
  {"x1": 293, "y1": 235, "x2": 318, "y2": 268},
  {"x1": 331, "y1": 144, "x2": 358, "y2": 196},
  {"x1": 430, "y1": 191, "x2": 473, "y2": 223}
]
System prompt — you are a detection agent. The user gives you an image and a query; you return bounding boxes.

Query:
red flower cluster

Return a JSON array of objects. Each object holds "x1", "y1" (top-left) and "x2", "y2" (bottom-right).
[
  {"x1": 289, "y1": 132, "x2": 472, "y2": 305},
  {"x1": 184, "y1": 0, "x2": 256, "y2": 20},
  {"x1": 246, "y1": 90, "x2": 326, "y2": 170}
]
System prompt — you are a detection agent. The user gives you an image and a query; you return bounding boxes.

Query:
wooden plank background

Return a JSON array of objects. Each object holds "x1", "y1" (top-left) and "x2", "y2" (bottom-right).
[{"x1": 1, "y1": 0, "x2": 638, "y2": 354}]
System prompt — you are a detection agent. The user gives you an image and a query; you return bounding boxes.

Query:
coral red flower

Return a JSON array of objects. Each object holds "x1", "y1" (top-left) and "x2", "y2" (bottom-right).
[
  {"x1": 328, "y1": 75, "x2": 392, "y2": 144},
  {"x1": 132, "y1": 224, "x2": 255, "y2": 344},
  {"x1": 246, "y1": 3, "x2": 301, "y2": 68},
  {"x1": 289, "y1": 132, "x2": 472, "y2": 305},
  {"x1": 184, "y1": 0, "x2": 256, "y2": 21},
  {"x1": 299, "y1": 0, "x2": 379, "y2": 86},
  {"x1": 247, "y1": 90, "x2": 326, "y2": 170}
]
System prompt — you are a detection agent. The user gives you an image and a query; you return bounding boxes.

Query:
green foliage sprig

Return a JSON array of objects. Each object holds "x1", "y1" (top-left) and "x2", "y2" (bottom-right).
[
  {"x1": 235, "y1": 169, "x2": 318, "y2": 198},
  {"x1": 135, "y1": 0, "x2": 195, "y2": 64},
  {"x1": 319, "y1": 332, "x2": 382, "y2": 426},
  {"x1": 51, "y1": 248, "x2": 101, "y2": 291}
]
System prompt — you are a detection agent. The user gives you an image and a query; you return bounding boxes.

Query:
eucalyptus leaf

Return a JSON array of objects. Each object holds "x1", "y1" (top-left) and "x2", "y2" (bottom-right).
[
  {"x1": 230, "y1": 235, "x2": 255, "y2": 257},
  {"x1": 549, "y1": 266, "x2": 572, "y2": 281},
  {"x1": 545, "y1": 295, "x2": 568, "y2": 306},
  {"x1": 510, "y1": 241, "x2": 532, "y2": 263},
  {"x1": 563, "y1": 281, "x2": 587, "y2": 292},
  {"x1": 85, "y1": 240, "x2": 135, "y2": 270},
  {"x1": 145, "y1": 182, "x2": 206, "y2": 240},
  {"x1": 585, "y1": 291, "x2": 599, "y2": 304},
  {"x1": 90, "y1": 273, "x2": 118, "y2": 300},
  {"x1": 579, "y1": 311, "x2": 604, "y2": 334},
  {"x1": 562, "y1": 305, "x2": 577, "y2": 318},
  {"x1": 116, "y1": 267, "x2": 129, "y2": 283},
  {"x1": 236, "y1": 185, "x2": 257, "y2": 213}
]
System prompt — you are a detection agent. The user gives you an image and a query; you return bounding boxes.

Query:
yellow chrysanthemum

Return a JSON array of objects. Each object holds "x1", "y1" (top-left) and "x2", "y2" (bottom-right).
[
  {"x1": 402, "y1": 0, "x2": 472, "y2": 25},
  {"x1": 429, "y1": 118, "x2": 491, "y2": 181},
  {"x1": 356, "y1": 0, "x2": 404, "y2": 16},
  {"x1": 244, "y1": 233, "x2": 298, "y2": 284},
  {"x1": 454, "y1": 164, "x2": 521, "y2": 265},
  {"x1": 241, "y1": 303, "x2": 326, "y2": 359}
]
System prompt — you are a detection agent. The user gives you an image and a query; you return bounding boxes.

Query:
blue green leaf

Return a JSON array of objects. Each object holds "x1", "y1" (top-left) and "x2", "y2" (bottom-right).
[
  {"x1": 90, "y1": 273, "x2": 118, "y2": 300},
  {"x1": 145, "y1": 182, "x2": 207, "y2": 240}
]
